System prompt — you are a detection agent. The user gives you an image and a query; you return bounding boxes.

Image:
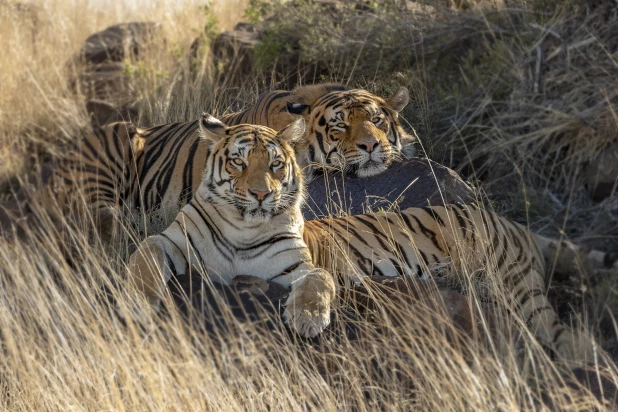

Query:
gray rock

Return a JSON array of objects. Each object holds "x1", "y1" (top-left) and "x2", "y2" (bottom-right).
[
  {"x1": 303, "y1": 158, "x2": 474, "y2": 219},
  {"x1": 71, "y1": 62, "x2": 132, "y2": 104},
  {"x1": 208, "y1": 23, "x2": 260, "y2": 80},
  {"x1": 205, "y1": 19, "x2": 330, "y2": 88},
  {"x1": 79, "y1": 22, "x2": 160, "y2": 65}
]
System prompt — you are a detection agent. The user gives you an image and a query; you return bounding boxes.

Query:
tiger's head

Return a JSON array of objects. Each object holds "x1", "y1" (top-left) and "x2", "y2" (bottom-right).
[
  {"x1": 198, "y1": 114, "x2": 305, "y2": 223},
  {"x1": 290, "y1": 87, "x2": 415, "y2": 178}
]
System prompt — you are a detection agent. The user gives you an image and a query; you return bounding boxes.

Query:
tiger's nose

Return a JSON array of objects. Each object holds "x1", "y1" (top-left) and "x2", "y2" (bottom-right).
[
  {"x1": 357, "y1": 140, "x2": 379, "y2": 154},
  {"x1": 249, "y1": 189, "x2": 272, "y2": 201}
]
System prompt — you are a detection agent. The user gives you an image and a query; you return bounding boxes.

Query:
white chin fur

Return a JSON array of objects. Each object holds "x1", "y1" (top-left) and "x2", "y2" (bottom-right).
[
  {"x1": 245, "y1": 210, "x2": 272, "y2": 223},
  {"x1": 356, "y1": 162, "x2": 388, "y2": 177}
]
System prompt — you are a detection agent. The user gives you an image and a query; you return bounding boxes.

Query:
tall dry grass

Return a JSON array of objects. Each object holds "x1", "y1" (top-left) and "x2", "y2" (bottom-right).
[
  {"x1": 1, "y1": 198, "x2": 616, "y2": 410},
  {"x1": 0, "y1": 0, "x2": 617, "y2": 410}
]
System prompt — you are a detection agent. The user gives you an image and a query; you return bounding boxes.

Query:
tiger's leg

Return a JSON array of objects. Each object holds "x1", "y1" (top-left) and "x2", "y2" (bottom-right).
[
  {"x1": 95, "y1": 205, "x2": 124, "y2": 244},
  {"x1": 282, "y1": 266, "x2": 337, "y2": 338},
  {"x1": 510, "y1": 266, "x2": 588, "y2": 359},
  {"x1": 127, "y1": 235, "x2": 177, "y2": 311}
]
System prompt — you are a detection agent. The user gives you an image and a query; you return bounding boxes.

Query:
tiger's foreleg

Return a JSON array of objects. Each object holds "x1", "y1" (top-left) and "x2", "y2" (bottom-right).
[
  {"x1": 282, "y1": 265, "x2": 337, "y2": 338},
  {"x1": 127, "y1": 235, "x2": 177, "y2": 311}
]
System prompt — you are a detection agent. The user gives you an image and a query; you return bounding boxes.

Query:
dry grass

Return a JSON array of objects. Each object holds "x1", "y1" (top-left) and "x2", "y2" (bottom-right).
[
  {"x1": 0, "y1": 0, "x2": 617, "y2": 410},
  {"x1": 1, "y1": 201, "x2": 616, "y2": 410}
]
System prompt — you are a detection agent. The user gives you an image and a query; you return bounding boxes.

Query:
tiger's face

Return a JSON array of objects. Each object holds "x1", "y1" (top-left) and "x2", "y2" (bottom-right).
[
  {"x1": 198, "y1": 115, "x2": 305, "y2": 223},
  {"x1": 292, "y1": 88, "x2": 415, "y2": 178}
]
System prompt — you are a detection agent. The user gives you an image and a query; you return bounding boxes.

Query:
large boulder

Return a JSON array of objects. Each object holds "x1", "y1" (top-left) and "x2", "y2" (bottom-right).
[
  {"x1": 206, "y1": 14, "x2": 332, "y2": 88},
  {"x1": 69, "y1": 22, "x2": 159, "y2": 125},
  {"x1": 205, "y1": 22, "x2": 260, "y2": 81},
  {"x1": 79, "y1": 22, "x2": 160, "y2": 65},
  {"x1": 303, "y1": 158, "x2": 474, "y2": 219},
  {"x1": 85, "y1": 100, "x2": 139, "y2": 127}
]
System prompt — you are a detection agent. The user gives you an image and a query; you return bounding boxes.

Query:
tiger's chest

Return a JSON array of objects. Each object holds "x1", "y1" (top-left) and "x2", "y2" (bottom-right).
[
  {"x1": 191, "y1": 239, "x2": 304, "y2": 288},
  {"x1": 172, "y1": 220, "x2": 305, "y2": 288}
]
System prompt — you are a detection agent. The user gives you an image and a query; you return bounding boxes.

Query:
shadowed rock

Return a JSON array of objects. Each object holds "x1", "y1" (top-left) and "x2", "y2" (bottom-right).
[
  {"x1": 79, "y1": 22, "x2": 160, "y2": 65},
  {"x1": 169, "y1": 273, "x2": 480, "y2": 344},
  {"x1": 304, "y1": 158, "x2": 474, "y2": 219},
  {"x1": 86, "y1": 100, "x2": 139, "y2": 127}
]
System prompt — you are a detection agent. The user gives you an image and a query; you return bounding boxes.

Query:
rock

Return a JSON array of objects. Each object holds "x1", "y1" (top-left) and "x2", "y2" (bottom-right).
[
  {"x1": 303, "y1": 158, "x2": 474, "y2": 219},
  {"x1": 71, "y1": 62, "x2": 132, "y2": 105},
  {"x1": 0, "y1": 200, "x2": 30, "y2": 241},
  {"x1": 569, "y1": 365, "x2": 618, "y2": 407},
  {"x1": 586, "y1": 142, "x2": 618, "y2": 201},
  {"x1": 206, "y1": 19, "x2": 330, "y2": 88},
  {"x1": 68, "y1": 22, "x2": 159, "y2": 119},
  {"x1": 79, "y1": 22, "x2": 160, "y2": 65},
  {"x1": 208, "y1": 22, "x2": 260, "y2": 81},
  {"x1": 348, "y1": 276, "x2": 489, "y2": 339}
]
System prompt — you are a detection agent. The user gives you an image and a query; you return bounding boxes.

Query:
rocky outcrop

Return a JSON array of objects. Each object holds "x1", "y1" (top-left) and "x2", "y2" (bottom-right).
[
  {"x1": 207, "y1": 15, "x2": 331, "y2": 88},
  {"x1": 85, "y1": 100, "x2": 139, "y2": 127}
]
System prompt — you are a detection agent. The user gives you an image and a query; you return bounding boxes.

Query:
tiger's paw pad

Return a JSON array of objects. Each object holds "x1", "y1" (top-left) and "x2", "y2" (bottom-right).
[{"x1": 282, "y1": 304, "x2": 331, "y2": 339}]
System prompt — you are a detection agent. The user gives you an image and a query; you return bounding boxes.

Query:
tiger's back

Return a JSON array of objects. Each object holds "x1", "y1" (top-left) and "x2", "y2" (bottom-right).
[
  {"x1": 303, "y1": 204, "x2": 617, "y2": 358},
  {"x1": 38, "y1": 122, "x2": 143, "y2": 242}
]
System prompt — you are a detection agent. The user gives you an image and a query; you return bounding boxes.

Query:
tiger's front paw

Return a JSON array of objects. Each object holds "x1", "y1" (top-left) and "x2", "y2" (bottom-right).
[
  {"x1": 282, "y1": 270, "x2": 335, "y2": 338},
  {"x1": 282, "y1": 298, "x2": 331, "y2": 338}
]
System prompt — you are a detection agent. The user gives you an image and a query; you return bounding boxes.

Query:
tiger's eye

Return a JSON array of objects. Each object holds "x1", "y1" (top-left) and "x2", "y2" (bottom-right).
[
  {"x1": 371, "y1": 117, "x2": 382, "y2": 124},
  {"x1": 336, "y1": 123, "x2": 347, "y2": 129},
  {"x1": 271, "y1": 160, "x2": 282, "y2": 168},
  {"x1": 232, "y1": 158, "x2": 244, "y2": 167}
]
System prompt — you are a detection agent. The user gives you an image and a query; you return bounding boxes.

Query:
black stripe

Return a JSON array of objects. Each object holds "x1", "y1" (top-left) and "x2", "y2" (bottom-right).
[
  {"x1": 410, "y1": 214, "x2": 444, "y2": 253},
  {"x1": 270, "y1": 261, "x2": 304, "y2": 281},
  {"x1": 421, "y1": 207, "x2": 445, "y2": 227}
]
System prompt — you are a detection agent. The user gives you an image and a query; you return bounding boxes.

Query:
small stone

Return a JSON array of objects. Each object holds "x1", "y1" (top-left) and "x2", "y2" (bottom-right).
[{"x1": 586, "y1": 142, "x2": 618, "y2": 201}]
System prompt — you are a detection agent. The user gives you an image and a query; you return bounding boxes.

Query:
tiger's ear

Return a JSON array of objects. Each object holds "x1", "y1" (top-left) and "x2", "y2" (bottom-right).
[
  {"x1": 287, "y1": 102, "x2": 310, "y2": 116},
  {"x1": 385, "y1": 87, "x2": 409, "y2": 112},
  {"x1": 277, "y1": 118, "x2": 306, "y2": 144},
  {"x1": 198, "y1": 113, "x2": 227, "y2": 141}
]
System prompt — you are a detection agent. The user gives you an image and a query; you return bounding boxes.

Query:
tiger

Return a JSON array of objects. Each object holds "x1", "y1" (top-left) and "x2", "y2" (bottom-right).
[
  {"x1": 33, "y1": 122, "x2": 144, "y2": 243},
  {"x1": 127, "y1": 115, "x2": 336, "y2": 338},
  {"x1": 302, "y1": 205, "x2": 618, "y2": 358},
  {"x1": 135, "y1": 83, "x2": 416, "y2": 232}
]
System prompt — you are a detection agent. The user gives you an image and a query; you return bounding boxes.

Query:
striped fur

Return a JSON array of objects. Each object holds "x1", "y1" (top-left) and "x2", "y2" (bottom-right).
[
  {"x1": 38, "y1": 122, "x2": 143, "y2": 242},
  {"x1": 303, "y1": 205, "x2": 617, "y2": 358},
  {"x1": 128, "y1": 116, "x2": 336, "y2": 338}
]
